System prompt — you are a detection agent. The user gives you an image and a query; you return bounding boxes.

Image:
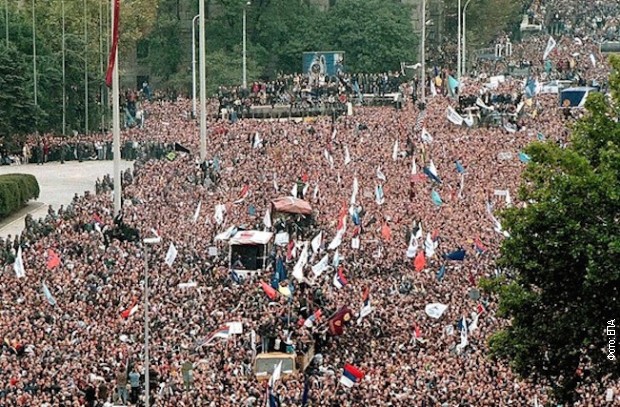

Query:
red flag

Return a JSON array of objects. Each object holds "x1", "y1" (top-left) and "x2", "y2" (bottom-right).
[
  {"x1": 105, "y1": 0, "x2": 120, "y2": 87},
  {"x1": 328, "y1": 306, "x2": 352, "y2": 336},
  {"x1": 414, "y1": 250, "x2": 426, "y2": 272},
  {"x1": 468, "y1": 271, "x2": 476, "y2": 286},
  {"x1": 477, "y1": 302, "x2": 486, "y2": 315},
  {"x1": 286, "y1": 239, "x2": 295, "y2": 261},
  {"x1": 260, "y1": 281, "x2": 278, "y2": 300},
  {"x1": 46, "y1": 249, "x2": 60, "y2": 270},
  {"x1": 414, "y1": 324, "x2": 422, "y2": 339},
  {"x1": 381, "y1": 223, "x2": 391, "y2": 241},
  {"x1": 120, "y1": 297, "x2": 138, "y2": 319}
]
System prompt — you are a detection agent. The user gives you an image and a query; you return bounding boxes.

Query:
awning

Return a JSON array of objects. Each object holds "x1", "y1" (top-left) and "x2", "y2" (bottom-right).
[
  {"x1": 229, "y1": 230, "x2": 274, "y2": 245},
  {"x1": 271, "y1": 196, "x2": 313, "y2": 215}
]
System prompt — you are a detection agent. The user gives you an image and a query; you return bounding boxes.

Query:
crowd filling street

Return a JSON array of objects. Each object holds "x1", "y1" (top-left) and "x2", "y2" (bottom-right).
[{"x1": 1, "y1": 2, "x2": 619, "y2": 406}]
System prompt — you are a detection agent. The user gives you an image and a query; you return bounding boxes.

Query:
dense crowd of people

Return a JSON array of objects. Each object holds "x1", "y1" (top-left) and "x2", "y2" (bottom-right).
[{"x1": 1, "y1": 1, "x2": 619, "y2": 406}]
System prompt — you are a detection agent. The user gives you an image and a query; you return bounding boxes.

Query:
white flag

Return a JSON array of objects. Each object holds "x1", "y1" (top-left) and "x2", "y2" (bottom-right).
[
  {"x1": 291, "y1": 183, "x2": 298, "y2": 197},
  {"x1": 263, "y1": 209, "x2": 272, "y2": 228},
  {"x1": 376, "y1": 167, "x2": 386, "y2": 181},
  {"x1": 350, "y1": 177, "x2": 359, "y2": 205},
  {"x1": 273, "y1": 173, "x2": 279, "y2": 192},
  {"x1": 543, "y1": 36, "x2": 556, "y2": 60},
  {"x1": 430, "y1": 79, "x2": 437, "y2": 97},
  {"x1": 311, "y1": 254, "x2": 329, "y2": 277},
  {"x1": 589, "y1": 53, "x2": 596, "y2": 68},
  {"x1": 406, "y1": 234, "x2": 418, "y2": 258},
  {"x1": 192, "y1": 200, "x2": 202, "y2": 223},
  {"x1": 421, "y1": 128, "x2": 433, "y2": 143},
  {"x1": 392, "y1": 140, "x2": 399, "y2": 161},
  {"x1": 313, "y1": 183, "x2": 319, "y2": 201},
  {"x1": 411, "y1": 156, "x2": 418, "y2": 175},
  {"x1": 424, "y1": 232, "x2": 437, "y2": 258},
  {"x1": 292, "y1": 242, "x2": 308, "y2": 282},
  {"x1": 269, "y1": 361, "x2": 282, "y2": 387},
  {"x1": 344, "y1": 145, "x2": 351, "y2": 165},
  {"x1": 42, "y1": 282, "x2": 57, "y2": 306},
  {"x1": 214, "y1": 204, "x2": 226, "y2": 225},
  {"x1": 253, "y1": 132, "x2": 262, "y2": 149},
  {"x1": 428, "y1": 160, "x2": 439, "y2": 179},
  {"x1": 446, "y1": 106, "x2": 464, "y2": 125},
  {"x1": 456, "y1": 316, "x2": 469, "y2": 353},
  {"x1": 425, "y1": 303, "x2": 448, "y2": 319},
  {"x1": 165, "y1": 243, "x2": 178, "y2": 267},
  {"x1": 311, "y1": 231, "x2": 322, "y2": 253},
  {"x1": 14, "y1": 246, "x2": 25, "y2": 278}
]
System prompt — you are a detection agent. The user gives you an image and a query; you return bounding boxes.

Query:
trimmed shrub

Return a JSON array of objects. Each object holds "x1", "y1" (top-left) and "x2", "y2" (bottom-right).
[{"x1": 0, "y1": 174, "x2": 40, "y2": 218}]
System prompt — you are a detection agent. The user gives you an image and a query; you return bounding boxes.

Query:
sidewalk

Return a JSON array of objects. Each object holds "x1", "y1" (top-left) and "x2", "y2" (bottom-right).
[{"x1": 0, "y1": 160, "x2": 133, "y2": 239}]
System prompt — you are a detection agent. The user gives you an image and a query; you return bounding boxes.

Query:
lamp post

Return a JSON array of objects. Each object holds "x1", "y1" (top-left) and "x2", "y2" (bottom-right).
[
  {"x1": 191, "y1": 14, "x2": 199, "y2": 119},
  {"x1": 5, "y1": 0, "x2": 8, "y2": 46},
  {"x1": 462, "y1": 0, "x2": 473, "y2": 77},
  {"x1": 420, "y1": 0, "x2": 426, "y2": 102},
  {"x1": 457, "y1": 0, "x2": 461, "y2": 80},
  {"x1": 32, "y1": 0, "x2": 37, "y2": 108},
  {"x1": 62, "y1": 0, "x2": 66, "y2": 136},
  {"x1": 242, "y1": 1, "x2": 250, "y2": 89},
  {"x1": 84, "y1": 0, "x2": 89, "y2": 135},
  {"x1": 199, "y1": 0, "x2": 207, "y2": 161},
  {"x1": 142, "y1": 236, "x2": 161, "y2": 407}
]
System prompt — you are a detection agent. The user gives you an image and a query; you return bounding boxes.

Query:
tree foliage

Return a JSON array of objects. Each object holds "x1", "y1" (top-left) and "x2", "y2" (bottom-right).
[{"x1": 489, "y1": 56, "x2": 620, "y2": 404}]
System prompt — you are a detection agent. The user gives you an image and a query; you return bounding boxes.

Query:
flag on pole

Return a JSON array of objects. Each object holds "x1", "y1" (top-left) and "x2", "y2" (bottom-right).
[
  {"x1": 344, "y1": 145, "x2": 351, "y2": 165},
  {"x1": 192, "y1": 200, "x2": 202, "y2": 223},
  {"x1": 304, "y1": 309, "x2": 323, "y2": 328},
  {"x1": 543, "y1": 36, "x2": 556, "y2": 60},
  {"x1": 376, "y1": 167, "x2": 386, "y2": 181},
  {"x1": 421, "y1": 128, "x2": 433, "y2": 143},
  {"x1": 455, "y1": 160, "x2": 466, "y2": 174},
  {"x1": 431, "y1": 190, "x2": 443, "y2": 206},
  {"x1": 165, "y1": 243, "x2": 178, "y2": 267},
  {"x1": 333, "y1": 265, "x2": 348, "y2": 289},
  {"x1": 456, "y1": 316, "x2": 469, "y2": 353},
  {"x1": 443, "y1": 249, "x2": 466, "y2": 261},
  {"x1": 414, "y1": 250, "x2": 426, "y2": 272},
  {"x1": 13, "y1": 247, "x2": 25, "y2": 278},
  {"x1": 311, "y1": 254, "x2": 329, "y2": 277},
  {"x1": 311, "y1": 231, "x2": 322, "y2": 253},
  {"x1": 269, "y1": 361, "x2": 283, "y2": 387},
  {"x1": 105, "y1": 0, "x2": 121, "y2": 87},
  {"x1": 340, "y1": 364, "x2": 365, "y2": 388},
  {"x1": 436, "y1": 264, "x2": 446, "y2": 282},
  {"x1": 260, "y1": 281, "x2": 278, "y2": 300},
  {"x1": 392, "y1": 140, "x2": 399, "y2": 161},
  {"x1": 42, "y1": 282, "x2": 57, "y2": 306},
  {"x1": 292, "y1": 242, "x2": 308, "y2": 282},
  {"x1": 263, "y1": 208, "x2": 272, "y2": 228},
  {"x1": 120, "y1": 297, "x2": 139, "y2": 319},
  {"x1": 47, "y1": 248, "x2": 61, "y2": 270}
]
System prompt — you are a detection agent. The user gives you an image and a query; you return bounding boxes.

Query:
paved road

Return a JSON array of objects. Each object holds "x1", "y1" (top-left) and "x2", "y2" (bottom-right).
[{"x1": 0, "y1": 161, "x2": 133, "y2": 239}]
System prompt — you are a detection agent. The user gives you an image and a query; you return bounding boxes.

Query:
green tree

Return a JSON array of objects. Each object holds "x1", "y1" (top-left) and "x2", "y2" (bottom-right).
[
  {"x1": 0, "y1": 42, "x2": 36, "y2": 139},
  {"x1": 323, "y1": 0, "x2": 417, "y2": 73},
  {"x1": 489, "y1": 56, "x2": 620, "y2": 404}
]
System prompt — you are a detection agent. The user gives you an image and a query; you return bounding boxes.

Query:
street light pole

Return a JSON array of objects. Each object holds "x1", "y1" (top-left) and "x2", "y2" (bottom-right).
[
  {"x1": 191, "y1": 14, "x2": 199, "y2": 119},
  {"x1": 84, "y1": 0, "x2": 89, "y2": 135},
  {"x1": 420, "y1": 0, "x2": 426, "y2": 103},
  {"x1": 199, "y1": 0, "x2": 207, "y2": 161},
  {"x1": 462, "y1": 0, "x2": 473, "y2": 77},
  {"x1": 142, "y1": 236, "x2": 160, "y2": 407},
  {"x1": 32, "y1": 0, "x2": 37, "y2": 108},
  {"x1": 62, "y1": 0, "x2": 66, "y2": 136},
  {"x1": 243, "y1": 2, "x2": 250, "y2": 89},
  {"x1": 457, "y1": 0, "x2": 461, "y2": 80},
  {"x1": 5, "y1": 0, "x2": 8, "y2": 46}
]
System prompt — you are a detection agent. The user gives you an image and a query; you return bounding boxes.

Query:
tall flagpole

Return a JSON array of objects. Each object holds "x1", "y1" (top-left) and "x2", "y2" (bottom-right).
[
  {"x1": 62, "y1": 0, "x2": 66, "y2": 136},
  {"x1": 199, "y1": 0, "x2": 207, "y2": 161},
  {"x1": 420, "y1": 0, "x2": 426, "y2": 103},
  {"x1": 84, "y1": 0, "x2": 89, "y2": 134},
  {"x1": 5, "y1": 0, "x2": 8, "y2": 46},
  {"x1": 457, "y1": 0, "x2": 462, "y2": 80},
  {"x1": 32, "y1": 0, "x2": 37, "y2": 108},
  {"x1": 112, "y1": 0, "x2": 121, "y2": 216},
  {"x1": 99, "y1": 0, "x2": 104, "y2": 134}
]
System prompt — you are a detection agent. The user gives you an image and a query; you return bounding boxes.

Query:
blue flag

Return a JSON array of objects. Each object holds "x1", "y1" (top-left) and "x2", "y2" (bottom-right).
[
  {"x1": 443, "y1": 249, "x2": 466, "y2": 261},
  {"x1": 423, "y1": 167, "x2": 442, "y2": 184},
  {"x1": 448, "y1": 75, "x2": 460, "y2": 97},
  {"x1": 276, "y1": 257, "x2": 287, "y2": 281},
  {"x1": 436, "y1": 265, "x2": 446, "y2": 282},
  {"x1": 269, "y1": 390, "x2": 280, "y2": 407},
  {"x1": 231, "y1": 269, "x2": 241, "y2": 284},
  {"x1": 431, "y1": 190, "x2": 443, "y2": 206},
  {"x1": 455, "y1": 160, "x2": 465, "y2": 174},
  {"x1": 518, "y1": 152, "x2": 531, "y2": 163},
  {"x1": 301, "y1": 378, "x2": 310, "y2": 406},
  {"x1": 537, "y1": 132, "x2": 545, "y2": 141}
]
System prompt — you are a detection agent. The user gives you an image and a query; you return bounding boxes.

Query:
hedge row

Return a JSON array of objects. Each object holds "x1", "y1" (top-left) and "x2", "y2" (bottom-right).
[{"x1": 0, "y1": 174, "x2": 40, "y2": 218}]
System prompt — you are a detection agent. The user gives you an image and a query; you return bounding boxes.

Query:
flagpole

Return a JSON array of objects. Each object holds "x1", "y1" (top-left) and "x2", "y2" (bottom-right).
[
  {"x1": 420, "y1": 0, "x2": 426, "y2": 103},
  {"x1": 4, "y1": 0, "x2": 8, "y2": 46},
  {"x1": 32, "y1": 0, "x2": 37, "y2": 109},
  {"x1": 111, "y1": 0, "x2": 121, "y2": 216},
  {"x1": 457, "y1": 0, "x2": 461, "y2": 81},
  {"x1": 198, "y1": 0, "x2": 207, "y2": 161},
  {"x1": 84, "y1": 0, "x2": 89, "y2": 135},
  {"x1": 62, "y1": 0, "x2": 66, "y2": 136}
]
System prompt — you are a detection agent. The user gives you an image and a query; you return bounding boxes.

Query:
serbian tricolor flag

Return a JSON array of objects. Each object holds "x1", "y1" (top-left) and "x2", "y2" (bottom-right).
[
  {"x1": 333, "y1": 266, "x2": 348, "y2": 289},
  {"x1": 105, "y1": 0, "x2": 120, "y2": 87},
  {"x1": 208, "y1": 325, "x2": 230, "y2": 341},
  {"x1": 474, "y1": 237, "x2": 487, "y2": 254},
  {"x1": 414, "y1": 250, "x2": 426, "y2": 272},
  {"x1": 47, "y1": 249, "x2": 61, "y2": 270},
  {"x1": 303, "y1": 309, "x2": 323, "y2": 328},
  {"x1": 260, "y1": 281, "x2": 278, "y2": 300},
  {"x1": 340, "y1": 364, "x2": 365, "y2": 388},
  {"x1": 120, "y1": 297, "x2": 139, "y2": 319},
  {"x1": 234, "y1": 184, "x2": 250, "y2": 204}
]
